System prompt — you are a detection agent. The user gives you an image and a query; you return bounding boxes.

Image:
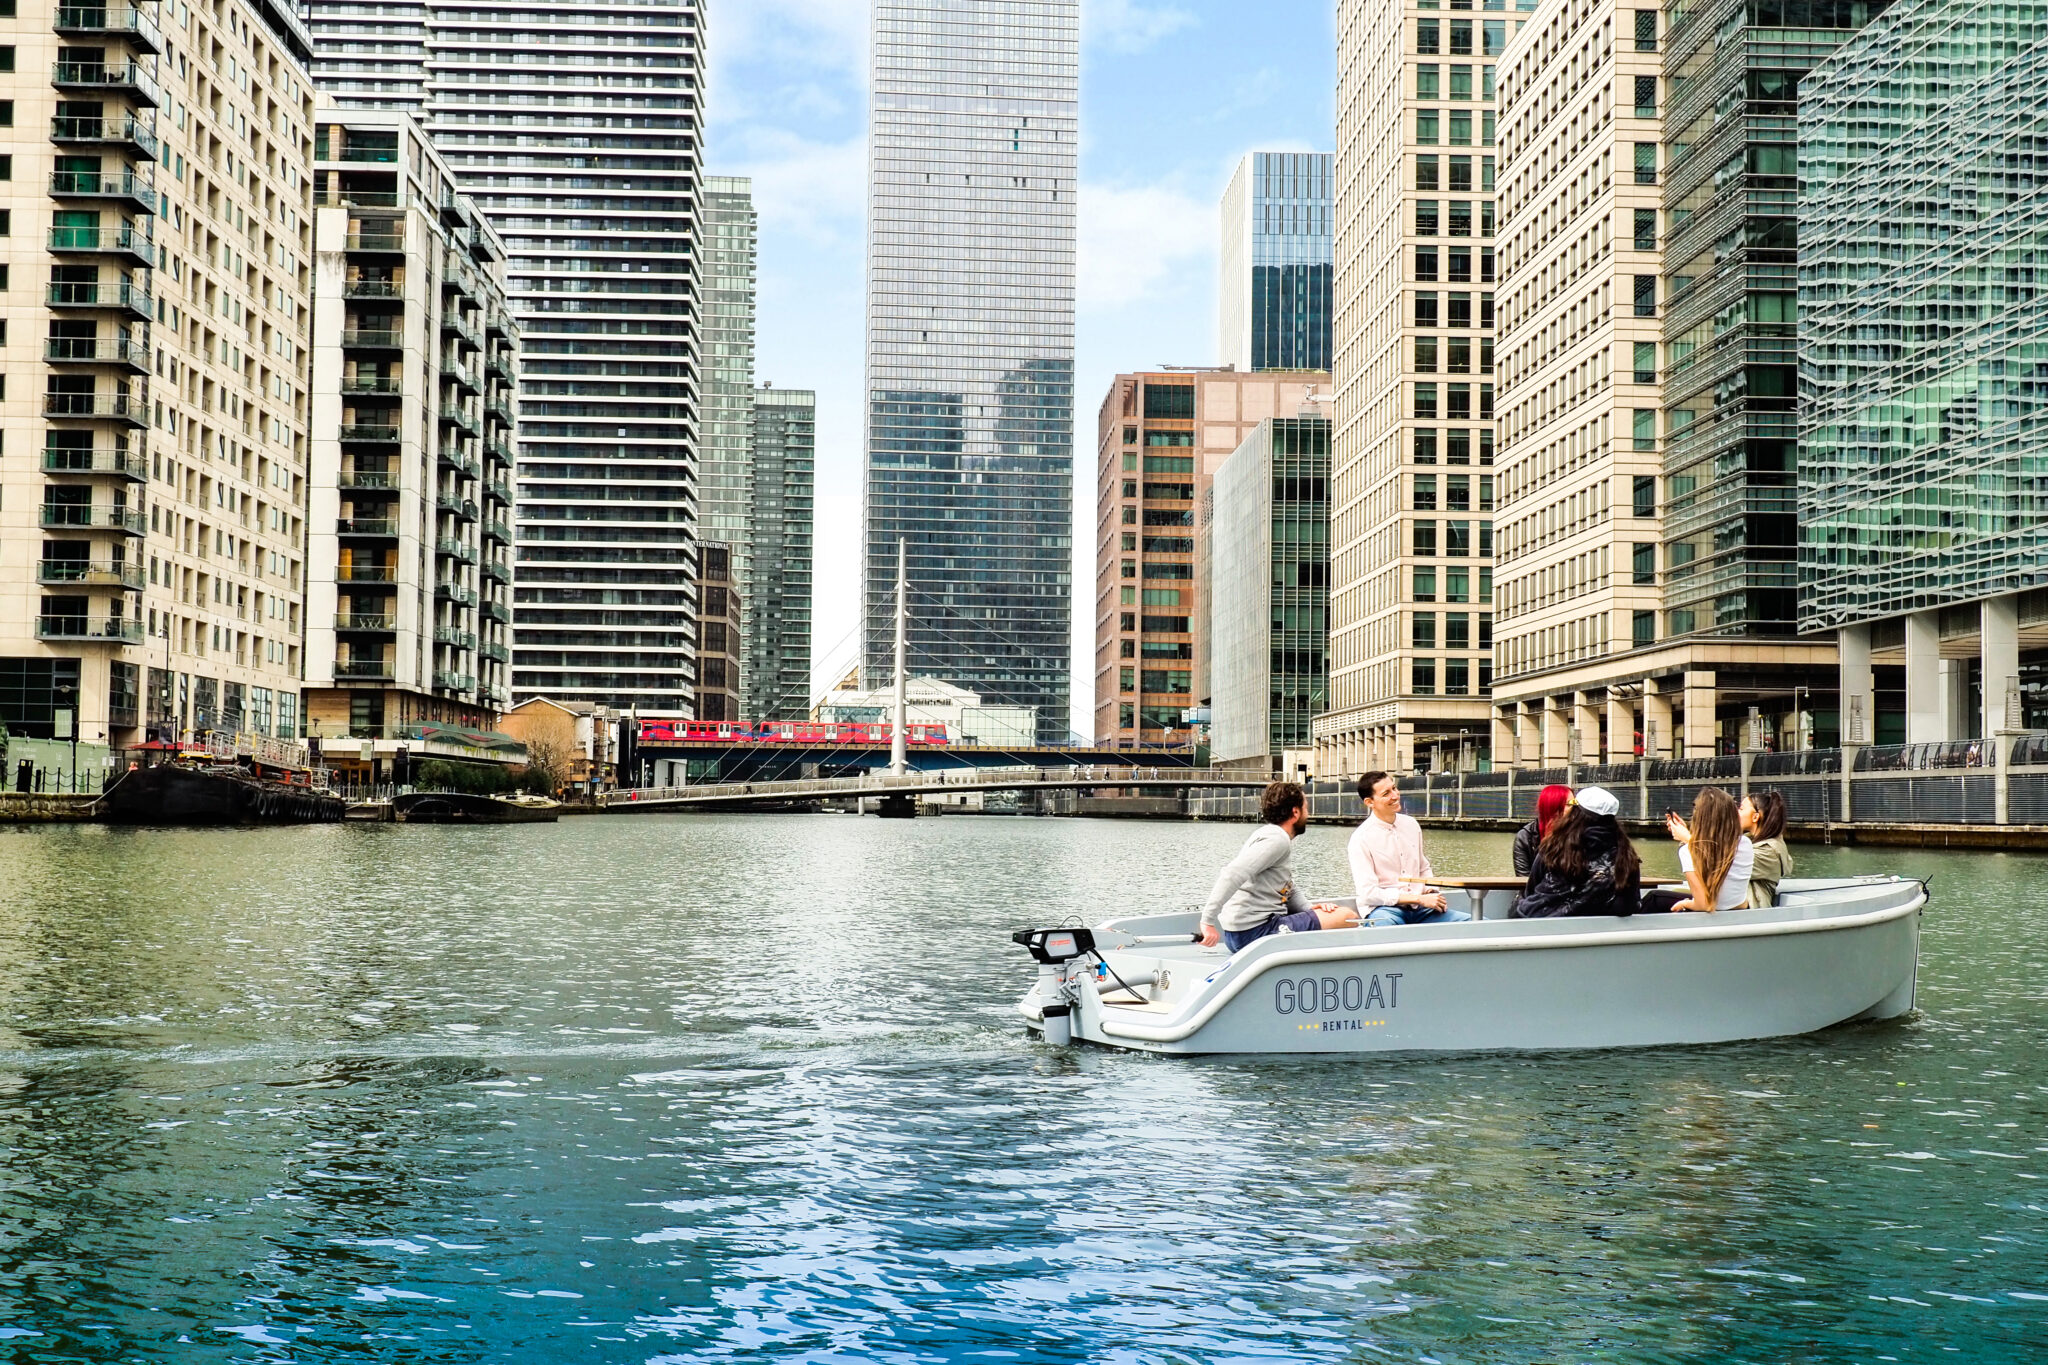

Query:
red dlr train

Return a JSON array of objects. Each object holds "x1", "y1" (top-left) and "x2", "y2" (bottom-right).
[{"x1": 638, "y1": 719, "x2": 951, "y2": 746}]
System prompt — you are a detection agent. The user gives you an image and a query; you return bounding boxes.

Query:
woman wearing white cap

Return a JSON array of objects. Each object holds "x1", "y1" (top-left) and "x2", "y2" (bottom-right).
[{"x1": 1513, "y1": 785, "x2": 1643, "y2": 918}]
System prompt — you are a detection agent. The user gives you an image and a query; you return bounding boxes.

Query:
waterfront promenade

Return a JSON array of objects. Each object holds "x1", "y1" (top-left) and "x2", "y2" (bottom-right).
[{"x1": 0, "y1": 815, "x2": 2041, "y2": 1360}]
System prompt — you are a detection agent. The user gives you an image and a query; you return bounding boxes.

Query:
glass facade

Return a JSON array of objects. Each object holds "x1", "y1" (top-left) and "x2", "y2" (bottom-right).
[
  {"x1": 306, "y1": 0, "x2": 706, "y2": 712},
  {"x1": 1221, "y1": 153, "x2": 1335, "y2": 373},
  {"x1": 864, "y1": 0, "x2": 1077, "y2": 745},
  {"x1": 1799, "y1": 0, "x2": 2048, "y2": 631},
  {"x1": 749, "y1": 388, "x2": 817, "y2": 720},
  {"x1": 1658, "y1": 0, "x2": 1891, "y2": 640},
  {"x1": 1209, "y1": 419, "x2": 1331, "y2": 762},
  {"x1": 701, "y1": 179, "x2": 760, "y2": 712}
]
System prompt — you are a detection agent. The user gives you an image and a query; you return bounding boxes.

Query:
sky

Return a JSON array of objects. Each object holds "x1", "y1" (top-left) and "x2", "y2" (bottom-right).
[{"x1": 707, "y1": 0, "x2": 1337, "y2": 735}]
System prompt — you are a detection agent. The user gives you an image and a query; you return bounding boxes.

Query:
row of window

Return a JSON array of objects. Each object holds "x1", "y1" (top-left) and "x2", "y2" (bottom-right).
[
  {"x1": 1415, "y1": 198, "x2": 1497, "y2": 237},
  {"x1": 1415, "y1": 334, "x2": 1495, "y2": 374},
  {"x1": 1415, "y1": 427, "x2": 1496, "y2": 465},
  {"x1": 1414, "y1": 474, "x2": 1496, "y2": 512},
  {"x1": 1412, "y1": 657, "x2": 1493, "y2": 696},
  {"x1": 1416, "y1": 17, "x2": 1508, "y2": 56},
  {"x1": 1112, "y1": 611, "x2": 1192, "y2": 634},
  {"x1": 1413, "y1": 519, "x2": 1496, "y2": 557},
  {"x1": 1412, "y1": 612, "x2": 1494, "y2": 650},
  {"x1": 1416, "y1": 154, "x2": 1497, "y2": 195},
  {"x1": 1413, "y1": 383, "x2": 1497, "y2": 422},
  {"x1": 1416, "y1": 244, "x2": 1496, "y2": 283},
  {"x1": 1414, "y1": 564, "x2": 1493, "y2": 602},
  {"x1": 1415, "y1": 107, "x2": 1497, "y2": 147},
  {"x1": 1415, "y1": 291, "x2": 1497, "y2": 329},
  {"x1": 1416, "y1": 64, "x2": 1497, "y2": 103}
]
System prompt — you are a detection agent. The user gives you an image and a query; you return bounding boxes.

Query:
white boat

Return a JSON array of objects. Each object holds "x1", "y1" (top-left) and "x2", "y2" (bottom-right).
[{"x1": 1013, "y1": 876, "x2": 1925, "y2": 1055}]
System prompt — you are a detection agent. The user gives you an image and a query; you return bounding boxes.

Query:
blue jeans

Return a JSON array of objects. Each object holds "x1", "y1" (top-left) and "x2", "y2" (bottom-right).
[
  {"x1": 1364, "y1": 904, "x2": 1472, "y2": 928},
  {"x1": 1222, "y1": 908, "x2": 1324, "y2": 952}
]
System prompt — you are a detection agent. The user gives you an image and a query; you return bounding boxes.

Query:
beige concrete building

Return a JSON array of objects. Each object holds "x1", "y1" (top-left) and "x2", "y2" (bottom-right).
[
  {"x1": 1091, "y1": 368, "x2": 1327, "y2": 749},
  {"x1": 1487, "y1": 0, "x2": 1833, "y2": 765},
  {"x1": 0, "y1": 0, "x2": 318, "y2": 783},
  {"x1": 1319, "y1": 0, "x2": 1512, "y2": 777},
  {"x1": 301, "y1": 107, "x2": 518, "y2": 780}
]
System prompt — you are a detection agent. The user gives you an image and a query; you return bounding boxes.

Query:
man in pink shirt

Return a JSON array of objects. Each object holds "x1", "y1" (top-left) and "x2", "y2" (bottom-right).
[{"x1": 1349, "y1": 771, "x2": 1470, "y2": 927}]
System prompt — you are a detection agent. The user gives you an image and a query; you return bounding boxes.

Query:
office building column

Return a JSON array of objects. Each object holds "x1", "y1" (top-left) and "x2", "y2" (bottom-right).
[
  {"x1": 1983, "y1": 594, "x2": 2020, "y2": 738},
  {"x1": 1492, "y1": 705, "x2": 1519, "y2": 771},
  {"x1": 1542, "y1": 701, "x2": 1568, "y2": 767},
  {"x1": 1571, "y1": 691, "x2": 1600, "y2": 764},
  {"x1": 1606, "y1": 691, "x2": 1636, "y2": 764},
  {"x1": 1904, "y1": 609, "x2": 1944, "y2": 744},
  {"x1": 1682, "y1": 670, "x2": 1717, "y2": 758},
  {"x1": 1642, "y1": 680, "x2": 1672, "y2": 762},
  {"x1": 1839, "y1": 623, "x2": 1874, "y2": 744}
]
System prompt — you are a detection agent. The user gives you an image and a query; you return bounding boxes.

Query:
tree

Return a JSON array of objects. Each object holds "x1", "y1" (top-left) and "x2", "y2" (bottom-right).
[{"x1": 518, "y1": 731, "x2": 569, "y2": 796}]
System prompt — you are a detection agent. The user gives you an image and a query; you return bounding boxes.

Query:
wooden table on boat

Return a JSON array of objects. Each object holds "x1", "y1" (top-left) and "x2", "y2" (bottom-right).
[{"x1": 1423, "y1": 875, "x2": 1682, "y2": 920}]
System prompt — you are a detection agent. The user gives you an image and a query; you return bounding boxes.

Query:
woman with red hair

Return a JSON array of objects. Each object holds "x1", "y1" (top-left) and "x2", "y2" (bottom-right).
[{"x1": 1512, "y1": 783, "x2": 1573, "y2": 876}]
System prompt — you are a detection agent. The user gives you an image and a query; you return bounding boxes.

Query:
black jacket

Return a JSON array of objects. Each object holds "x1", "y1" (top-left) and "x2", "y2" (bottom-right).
[
  {"x1": 1515, "y1": 818, "x2": 1642, "y2": 918},
  {"x1": 1512, "y1": 820, "x2": 1542, "y2": 876}
]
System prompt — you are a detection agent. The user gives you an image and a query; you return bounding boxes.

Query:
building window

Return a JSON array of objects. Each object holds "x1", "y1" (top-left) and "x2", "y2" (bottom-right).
[
  {"x1": 1417, "y1": 108, "x2": 1439, "y2": 144},
  {"x1": 1415, "y1": 336, "x2": 1439, "y2": 373},
  {"x1": 1448, "y1": 155, "x2": 1472, "y2": 193},
  {"x1": 1633, "y1": 207, "x2": 1658, "y2": 252},
  {"x1": 1446, "y1": 658, "x2": 1471, "y2": 696},
  {"x1": 1142, "y1": 384, "x2": 1194, "y2": 419},
  {"x1": 1121, "y1": 559, "x2": 1136, "y2": 578},
  {"x1": 1416, "y1": 155, "x2": 1440, "y2": 191},
  {"x1": 1633, "y1": 340, "x2": 1657, "y2": 384},
  {"x1": 1633, "y1": 411, "x2": 1657, "y2": 453},
  {"x1": 1445, "y1": 520, "x2": 1471, "y2": 556},
  {"x1": 1414, "y1": 566, "x2": 1437, "y2": 600},
  {"x1": 1413, "y1": 659, "x2": 1437, "y2": 695},
  {"x1": 1417, "y1": 199, "x2": 1440, "y2": 235},
  {"x1": 1450, "y1": 64, "x2": 1473, "y2": 99},
  {"x1": 1418, "y1": 17, "x2": 1440, "y2": 52},
  {"x1": 1417, "y1": 64, "x2": 1440, "y2": 99},
  {"x1": 1448, "y1": 384, "x2": 1472, "y2": 420},
  {"x1": 1120, "y1": 667, "x2": 1135, "y2": 693},
  {"x1": 1479, "y1": 429, "x2": 1495, "y2": 465},
  {"x1": 1633, "y1": 275, "x2": 1657, "y2": 317},
  {"x1": 1633, "y1": 474, "x2": 1657, "y2": 516},
  {"x1": 1414, "y1": 383, "x2": 1439, "y2": 419},
  {"x1": 1445, "y1": 612, "x2": 1471, "y2": 649},
  {"x1": 1120, "y1": 612, "x2": 1135, "y2": 630},
  {"x1": 1446, "y1": 337, "x2": 1471, "y2": 373},
  {"x1": 1449, "y1": 109, "x2": 1471, "y2": 145},
  {"x1": 1449, "y1": 200, "x2": 1473, "y2": 236},
  {"x1": 1414, "y1": 520, "x2": 1438, "y2": 556},
  {"x1": 1414, "y1": 474, "x2": 1439, "y2": 510},
  {"x1": 1450, "y1": 18, "x2": 1473, "y2": 52},
  {"x1": 1483, "y1": 109, "x2": 1497, "y2": 146},
  {"x1": 1634, "y1": 75, "x2": 1658, "y2": 117},
  {"x1": 1633, "y1": 543, "x2": 1657, "y2": 585},
  {"x1": 1635, "y1": 9, "x2": 1657, "y2": 49},
  {"x1": 1484, "y1": 19, "x2": 1505, "y2": 54},
  {"x1": 1634, "y1": 142, "x2": 1657, "y2": 184},
  {"x1": 1416, "y1": 245, "x2": 1439, "y2": 280},
  {"x1": 1447, "y1": 293, "x2": 1472, "y2": 328},
  {"x1": 1416, "y1": 291, "x2": 1440, "y2": 327},
  {"x1": 1446, "y1": 428, "x2": 1470, "y2": 465},
  {"x1": 1633, "y1": 610, "x2": 1657, "y2": 646},
  {"x1": 1446, "y1": 474, "x2": 1471, "y2": 511},
  {"x1": 1446, "y1": 567, "x2": 1469, "y2": 603},
  {"x1": 1414, "y1": 428, "x2": 1438, "y2": 464},
  {"x1": 1668, "y1": 608, "x2": 1695, "y2": 636},
  {"x1": 1413, "y1": 612, "x2": 1437, "y2": 649}
]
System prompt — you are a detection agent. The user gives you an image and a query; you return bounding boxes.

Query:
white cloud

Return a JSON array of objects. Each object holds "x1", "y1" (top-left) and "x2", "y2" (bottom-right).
[
  {"x1": 729, "y1": 131, "x2": 867, "y2": 249},
  {"x1": 1086, "y1": 0, "x2": 1199, "y2": 54},
  {"x1": 713, "y1": 0, "x2": 867, "y2": 78},
  {"x1": 1078, "y1": 181, "x2": 1215, "y2": 312}
]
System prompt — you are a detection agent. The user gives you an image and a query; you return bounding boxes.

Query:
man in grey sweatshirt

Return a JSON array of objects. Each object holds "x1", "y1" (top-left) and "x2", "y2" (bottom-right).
[{"x1": 1199, "y1": 781, "x2": 1361, "y2": 951}]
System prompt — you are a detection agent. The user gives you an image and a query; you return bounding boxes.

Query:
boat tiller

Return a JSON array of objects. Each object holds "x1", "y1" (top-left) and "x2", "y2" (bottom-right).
[{"x1": 1012, "y1": 927, "x2": 1094, "y2": 1045}]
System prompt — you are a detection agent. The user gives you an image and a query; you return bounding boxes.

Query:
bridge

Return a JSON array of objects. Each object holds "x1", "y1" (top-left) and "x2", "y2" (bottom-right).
[
  {"x1": 598, "y1": 766, "x2": 1270, "y2": 812},
  {"x1": 622, "y1": 737, "x2": 1206, "y2": 786}
]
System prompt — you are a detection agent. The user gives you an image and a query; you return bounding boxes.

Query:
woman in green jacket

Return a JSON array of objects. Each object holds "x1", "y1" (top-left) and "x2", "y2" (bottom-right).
[{"x1": 1741, "y1": 789, "x2": 1792, "y2": 908}]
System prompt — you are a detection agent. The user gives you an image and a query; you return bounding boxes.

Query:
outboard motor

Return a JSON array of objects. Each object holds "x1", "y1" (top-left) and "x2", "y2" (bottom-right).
[{"x1": 1012, "y1": 927, "x2": 1095, "y2": 1045}]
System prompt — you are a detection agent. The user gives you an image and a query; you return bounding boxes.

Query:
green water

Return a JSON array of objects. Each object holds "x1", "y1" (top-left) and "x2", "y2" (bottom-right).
[{"x1": 0, "y1": 816, "x2": 2041, "y2": 1362}]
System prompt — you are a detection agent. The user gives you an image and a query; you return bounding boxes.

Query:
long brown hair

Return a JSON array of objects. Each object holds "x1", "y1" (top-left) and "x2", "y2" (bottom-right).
[
  {"x1": 1690, "y1": 787, "x2": 1742, "y2": 904},
  {"x1": 1748, "y1": 789, "x2": 1787, "y2": 842},
  {"x1": 1540, "y1": 804, "x2": 1641, "y2": 886}
]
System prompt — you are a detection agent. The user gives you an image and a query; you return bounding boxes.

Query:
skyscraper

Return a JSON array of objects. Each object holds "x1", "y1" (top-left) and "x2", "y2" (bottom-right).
[
  {"x1": 305, "y1": 0, "x2": 706, "y2": 714},
  {"x1": 1219, "y1": 152, "x2": 1335, "y2": 373},
  {"x1": 700, "y1": 177, "x2": 758, "y2": 714},
  {"x1": 750, "y1": 387, "x2": 816, "y2": 720},
  {"x1": 864, "y1": 0, "x2": 1078, "y2": 745}
]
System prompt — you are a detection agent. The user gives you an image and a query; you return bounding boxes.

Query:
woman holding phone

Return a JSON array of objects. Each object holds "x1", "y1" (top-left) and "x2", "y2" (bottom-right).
[{"x1": 1643, "y1": 787, "x2": 1753, "y2": 913}]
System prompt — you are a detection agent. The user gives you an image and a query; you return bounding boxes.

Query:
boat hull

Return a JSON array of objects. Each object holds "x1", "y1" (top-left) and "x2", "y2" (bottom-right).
[
  {"x1": 99, "y1": 764, "x2": 347, "y2": 826},
  {"x1": 391, "y1": 792, "x2": 559, "y2": 824},
  {"x1": 1022, "y1": 877, "x2": 1924, "y2": 1055}
]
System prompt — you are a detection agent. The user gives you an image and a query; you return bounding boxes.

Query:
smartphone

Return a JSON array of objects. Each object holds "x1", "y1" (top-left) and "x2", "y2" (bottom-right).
[{"x1": 1663, "y1": 809, "x2": 1681, "y2": 821}]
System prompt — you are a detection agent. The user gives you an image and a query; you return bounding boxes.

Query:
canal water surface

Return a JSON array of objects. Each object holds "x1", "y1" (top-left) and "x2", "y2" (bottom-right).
[{"x1": 0, "y1": 815, "x2": 2042, "y2": 1363}]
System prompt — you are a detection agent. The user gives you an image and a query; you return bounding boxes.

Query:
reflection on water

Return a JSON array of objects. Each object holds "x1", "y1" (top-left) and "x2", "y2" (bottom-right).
[{"x1": 0, "y1": 816, "x2": 2043, "y2": 1361}]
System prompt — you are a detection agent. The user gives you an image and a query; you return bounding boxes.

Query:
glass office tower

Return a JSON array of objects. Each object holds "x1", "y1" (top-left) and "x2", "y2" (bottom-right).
[
  {"x1": 750, "y1": 387, "x2": 816, "y2": 720},
  {"x1": 701, "y1": 178, "x2": 760, "y2": 713},
  {"x1": 864, "y1": 0, "x2": 1078, "y2": 745},
  {"x1": 306, "y1": 0, "x2": 706, "y2": 713},
  {"x1": 1219, "y1": 153, "x2": 1335, "y2": 373}
]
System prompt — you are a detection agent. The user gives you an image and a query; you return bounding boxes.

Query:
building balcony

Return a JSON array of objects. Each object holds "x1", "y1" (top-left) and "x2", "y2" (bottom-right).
[
  {"x1": 433, "y1": 626, "x2": 477, "y2": 651},
  {"x1": 485, "y1": 350, "x2": 514, "y2": 380},
  {"x1": 52, "y1": 60, "x2": 161, "y2": 106},
  {"x1": 42, "y1": 445, "x2": 146, "y2": 480},
  {"x1": 335, "y1": 660, "x2": 396, "y2": 682},
  {"x1": 435, "y1": 536, "x2": 477, "y2": 564},
  {"x1": 486, "y1": 398, "x2": 515, "y2": 428},
  {"x1": 433, "y1": 670, "x2": 475, "y2": 694},
  {"x1": 319, "y1": 187, "x2": 405, "y2": 212},
  {"x1": 44, "y1": 393, "x2": 146, "y2": 426},
  {"x1": 485, "y1": 315, "x2": 511, "y2": 340},
  {"x1": 346, "y1": 227, "x2": 405, "y2": 256},
  {"x1": 481, "y1": 599, "x2": 512, "y2": 624},
  {"x1": 50, "y1": 112, "x2": 160, "y2": 160},
  {"x1": 338, "y1": 517, "x2": 399, "y2": 538},
  {"x1": 482, "y1": 559, "x2": 512, "y2": 584},
  {"x1": 47, "y1": 281, "x2": 151, "y2": 318},
  {"x1": 340, "y1": 469, "x2": 396, "y2": 492},
  {"x1": 485, "y1": 478, "x2": 513, "y2": 506},
  {"x1": 36, "y1": 614, "x2": 143, "y2": 643},
  {"x1": 438, "y1": 184, "x2": 474, "y2": 229},
  {"x1": 343, "y1": 278, "x2": 402, "y2": 300},
  {"x1": 38, "y1": 559, "x2": 144, "y2": 590},
  {"x1": 443, "y1": 361, "x2": 480, "y2": 395},
  {"x1": 54, "y1": 4, "x2": 163, "y2": 52},
  {"x1": 49, "y1": 168, "x2": 157, "y2": 214},
  {"x1": 484, "y1": 439, "x2": 514, "y2": 468},
  {"x1": 482, "y1": 641, "x2": 510, "y2": 664},
  {"x1": 338, "y1": 423, "x2": 401, "y2": 444},
  {"x1": 340, "y1": 374, "x2": 402, "y2": 396},
  {"x1": 435, "y1": 494, "x2": 478, "y2": 522},
  {"x1": 334, "y1": 612, "x2": 396, "y2": 632},
  {"x1": 47, "y1": 220, "x2": 154, "y2": 266},
  {"x1": 435, "y1": 582, "x2": 477, "y2": 607},
  {"x1": 39, "y1": 504, "x2": 145, "y2": 535},
  {"x1": 341, "y1": 328, "x2": 403, "y2": 350},
  {"x1": 484, "y1": 519, "x2": 511, "y2": 545},
  {"x1": 45, "y1": 337, "x2": 149, "y2": 372},
  {"x1": 439, "y1": 406, "x2": 480, "y2": 437},
  {"x1": 339, "y1": 565, "x2": 399, "y2": 585},
  {"x1": 440, "y1": 314, "x2": 482, "y2": 351}
]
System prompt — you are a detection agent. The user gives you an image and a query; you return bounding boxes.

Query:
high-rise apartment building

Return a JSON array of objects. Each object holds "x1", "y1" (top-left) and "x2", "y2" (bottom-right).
[
  {"x1": 693, "y1": 541, "x2": 741, "y2": 721},
  {"x1": 1219, "y1": 152, "x2": 1336, "y2": 373},
  {"x1": 700, "y1": 176, "x2": 758, "y2": 711},
  {"x1": 749, "y1": 386, "x2": 815, "y2": 719},
  {"x1": 303, "y1": 110, "x2": 518, "y2": 762},
  {"x1": 864, "y1": 0, "x2": 1077, "y2": 745},
  {"x1": 1, "y1": 0, "x2": 318, "y2": 778},
  {"x1": 1319, "y1": 0, "x2": 1512, "y2": 777},
  {"x1": 1801, "y1": 0, "x2": 2048, "y2": 747},
  {"x1": 1208, "y1": 417, "x2": 1332, "y2": 766},
  {"x1": 1090, "y1": 369, "x2": 1328, "y2": 749},
  {"x1": 304, "y1": 0, "x2": 706, "y2": 714}
]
